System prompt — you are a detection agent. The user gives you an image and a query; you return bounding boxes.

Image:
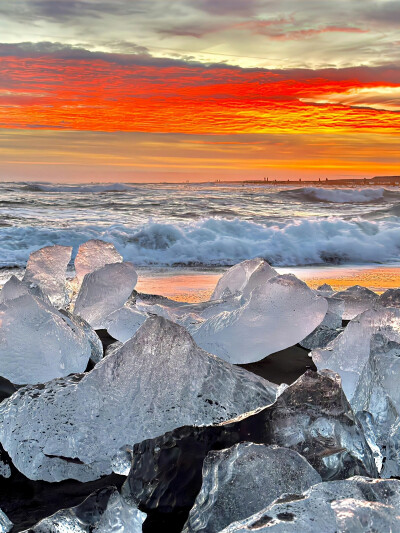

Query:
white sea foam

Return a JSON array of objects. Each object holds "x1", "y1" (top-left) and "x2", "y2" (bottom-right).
[
  {"x1": 1, "y1": 216, "x2": 400, "y2": 267},
  {"x1": 294, "y1": 187, "x2": 386, "y2": 203}
]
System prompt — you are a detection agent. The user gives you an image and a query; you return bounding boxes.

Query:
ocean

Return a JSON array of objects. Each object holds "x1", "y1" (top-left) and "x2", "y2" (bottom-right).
[{"x1": 1, "y1": 181, "x2": 400, "y2": 297}]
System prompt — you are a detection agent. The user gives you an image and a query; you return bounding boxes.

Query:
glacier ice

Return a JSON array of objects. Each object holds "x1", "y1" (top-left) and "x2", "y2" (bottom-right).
[
  {"x1": 219, "y1": 477, "x2": 400, "y2": 533},
  {"x1": 192, "y1": 274, "x2": 328, "y2": 363},
  {"x1": 377, "y1": 288, "x2": 400, "y2": 308},
  {"x1": 103, "y1": 306, "x2": 147, "y2": 343},
  {"x1": 0, "y1": 294, "x2": 94, "y2": 384},
  {"x1": 60, "y1": 310, "x2": 104, "y2": 364},
  {"x1": 299, "y1": 297, "x2": 343, "y2": 350},
  {"x1": 210, "y1": 258, "x2": 277, "y2": 300},
  {"x1": 0, "y1": 275, "x2": 50, "y2": 304},
  {"x1": 311, "y1": 307, "x2": 400, "y2": 403},
  {"x1": 0, "y1": 510, "x2": 12, "y2": 533},
  {"x1": 125, "y1": 370, "x2": 376, "y2": 518},
  {"x1": 183, "y1": 443, "x2": 321, "y2": 533},
  {"x1": 74, "y1": 262, "x2": 138, "y2": 329},
  {"x1": 0, "y1": 316, "x2": 277, "y2": 481},
  {"x1": 74, "y1": 239, "x2": 122, "y2": 285},
  {"x1": 23, "y1": 245, "x2": 72, "y2": 308},
  {"x1": 334, "y1": 285, "x2": 378, "y2": 320},
  {"x1": 21, "y1": 487, "x2": 145, "y2": 533}
]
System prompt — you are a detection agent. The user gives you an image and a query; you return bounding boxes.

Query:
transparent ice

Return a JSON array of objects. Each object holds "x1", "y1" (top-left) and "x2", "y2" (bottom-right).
[
  {"x1": 23, "y1": 245, "x2": 72, "y2": 308},
  {"x1": 74, "y1": 239, "x2": 122, "y2": 285},
  {"x1": 0, "y1": 316, "x2": 277, "y2": 481},
  {"x1": 183, "y1": 443, "x2": 321, "y2": 533},
  {"x1": 0, "y1": 275, "x2": 50, "y2": 304},
  {"x1": 74, "y1": 262, "x2": 138, "y2": 329},
  {"x1": 300, "y1": 297, "x2": 343, "y2": 350},
  {"x1": 103, "y1": 306, "x2": 147, "y2": 343},
  {"x1": 0, "y1": 511, "x2": 12, "y2": 533},
  {"x1": 333, "y1": 285, "x2": 378, "y2": 320}
]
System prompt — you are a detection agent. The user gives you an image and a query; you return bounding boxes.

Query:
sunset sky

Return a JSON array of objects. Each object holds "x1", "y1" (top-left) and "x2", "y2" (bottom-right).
[{"x1": 0, "y1": 0, "x2": 399, "y2": 182}]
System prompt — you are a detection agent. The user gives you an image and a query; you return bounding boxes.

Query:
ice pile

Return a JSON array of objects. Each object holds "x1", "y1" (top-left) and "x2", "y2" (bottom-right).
[
  {"x1": 183, "y1": 443, "x2": 321, "y2": 533},
  {"x1": 220, "y1": 477, "x2": 400, "y2": 532},
  {"x1": 0, "y1": 316, "x2": 277, "y2": 481},
  {"x1": 22, "y1": 487, "x2": 145, "y2": 533}
]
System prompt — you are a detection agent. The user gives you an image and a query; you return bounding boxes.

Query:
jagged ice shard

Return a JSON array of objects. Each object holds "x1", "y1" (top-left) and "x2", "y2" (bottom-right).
[
  {"x1": 0, "y1": 316, "x2": 277, "y2": 481},
  {"x1": 0, "y1": 511, "x2": 12, "y2": 533},
  {"x1": 0, "y1": 294, "x2": 94, "y2": 385},
  {"x1": 103, "y1": 306, "x2": 148, "y2": 343},
  {"x1": 0, "y1": 275, "x2": 50, "y2": 304},
  {"x1": 74, "y1": 261, "x2": 138, "y2": 329},
  {"x1": 74, "y1": 239, "x2": 122, "y2": 285},
  {"x1": 311, "y1": 307, "x2": 400, "y2": 403},
  {"x1": 21, "y1": 487, "x2": 145, "y2": 533},
  {"x1": 183, "y1": 443, "x2": 321, "y2": 533},
  {"x1": 192, "y1": 274, "x2": 328, "y2": 363},
  {"x1": 23, "y1": 245, "x2": 72, "y2": 308},
  {"x1": 219, "y1": 477, "x2": 400, "y2": 533}
]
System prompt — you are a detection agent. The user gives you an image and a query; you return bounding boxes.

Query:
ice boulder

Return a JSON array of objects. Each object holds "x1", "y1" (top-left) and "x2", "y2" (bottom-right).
[
  {"x1": 192, "y1": 274, "x2": 328, "y2": 363},
  {"x1": 0, "y1": 316, "x2": 277, "y2": 481},
  {"x1": 74, "y1": 262, "x2": 138, "y2": 328},
  {"x1": 183, "y1": 443, "x2": 321, "y2": 533},
  {"x1": 74, "y1": 239, "x2": 122, "y2": 285},
  {"x1": 211, "y1": 258, "x2": 277, "y2": 300},
  {"x1": 219, "y1": 477, "x2": 400, "y2": 533},
  {"x1": 311, "y1": 307, "x2": 400, "y2": 403},
  {"x1": 23, "y1": 245, "x2": 72, "y2": 308},
  {"x1": 0, "y1": 294, "x2": 95, "y2": 384},
  {"x1": 334, "y1": 285, "x2": 378, "y2": 320},
  {"x1": 0, "y1": 275, "x2": 50, "y2": 304},
  {"x1": 299, "y1": 297, "x2": 343, "y2": 350},
  {"x1": 103, "y1": 306, "x2": 147, "y2": 343},
  {"x1": 21, "y1": 487, "x2": 145, "y2": 533},
  {"x1": 125, "y1": 371, "x2": 376, "y2": 519}
]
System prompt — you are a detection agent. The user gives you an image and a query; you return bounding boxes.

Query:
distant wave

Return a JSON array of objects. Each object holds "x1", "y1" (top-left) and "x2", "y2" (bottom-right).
[
  {"x1": 285, "y1": 187, "x2": 388, "y2": 203},
  {"x1": 1, "y1": 217, "x2": 400, "y2": 268},
  {"x1": 21, "y1": 182, "x2": 136, "y2": 193}
]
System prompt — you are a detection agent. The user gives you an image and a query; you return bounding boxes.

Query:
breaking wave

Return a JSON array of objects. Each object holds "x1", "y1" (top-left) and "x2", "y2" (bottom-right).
[
  {"x1": 285, "y1": 187, "x2": 388, "y2": 203},
  {"x1": 2, "y1": 217, "x2": 400, "y2": 268},
  {"x1": 21, "y1": 182, "x2": 137, "y2": 193}
]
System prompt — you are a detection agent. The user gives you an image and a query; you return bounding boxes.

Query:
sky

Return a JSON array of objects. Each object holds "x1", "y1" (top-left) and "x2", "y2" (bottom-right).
[{"x1": 0, "y1": 0, "x2": 399, "y2": 182}]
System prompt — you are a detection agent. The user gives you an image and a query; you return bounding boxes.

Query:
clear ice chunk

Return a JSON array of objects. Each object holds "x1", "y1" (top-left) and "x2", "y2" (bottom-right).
[
  {"x1": 23, "y1": 245, "x2": 72, "y2": 308},
  {"x1": 103, "y1": 306, "x2": 147, "y2": 343},
  {"x1": 219, "y1": 477, "x2": 400, "y2": 533},
  {"x1": 74, "y1": 239, "x2": 122, "y2": 285},
  {"x1": 0, "y1": 316, "x2": 277, "y2": 481},
  {"x1": 183, "y1": 443, "x2": 321, "y2": 533},
  {"x1": 0, "y1": 294, "x2": 93, "y2": 385},
  {"x1": 0, "y1": 510, "x2": 12, "y2": 533},
  {"x1": 210, "y1": 258, "x2": 277, "y2": 300},
  {"x1": 311, "y1": 307, "x2": 400, "y2": 403},
  {"x1": 21, "y1": 487, "x2": 145, "y2": 533},
  {"x1": 377, "y1": 288, "x2": 400, "y2": 308},
  {"x1": 333, "y1": 285, "x2": 378, "y2": 320},
  {"x1": 0, "y1": 275, "x2": 50, "y2": 304},
  {"x1": 74, "y1": 262, "x2": 138, "y2": 329},
  {"x1": 299, "y1": 297, "x2": 343, "y2": 350},
  {"x1": 192, "y1": 274, "x2": 328, "y2": 363}
]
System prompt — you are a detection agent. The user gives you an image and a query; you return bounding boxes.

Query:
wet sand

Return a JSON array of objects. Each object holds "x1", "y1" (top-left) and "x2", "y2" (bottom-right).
[{"x1": 135, "y1": 264, "x2": 400, "y2": 302}]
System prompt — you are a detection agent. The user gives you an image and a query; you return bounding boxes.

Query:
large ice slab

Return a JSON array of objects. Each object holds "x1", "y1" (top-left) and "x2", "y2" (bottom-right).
[
  {"x1": 192, "y1": 274, "x2": 328, "y2": 363},
  {"x1": 219, "y1": 477, "x2": 400, "y2": 533},
  {"x1": 311, "y1": 307, "x2": 400, "y2": 403},
  {"x1": 0, "y1": 316, "x2": 277, "y2": 481},
  {"x1": 211, "y1": 258, "x2": 277, "y2": 300},
  {"x1": 125, "y1": 371, "x2": 376, "y2": 518},
  {"x1": 74, "y1": 262, "x2": 138, "y2": 329},
  {"x1": 183, "y1": 443, "x2": 321, "y2": 533},
  {"x1": 0, "y1": 294, "x2": 94, "y2": 384},
  {"x1": 333, "y1": 285, "x2": 378, "y2": 320},
  {"x1": 23, "y1": 245, "x2": 72, "y2": 308},
  {"x1": 74, "y1": 239, "x2": 122, "y2": 285},
  {"x1": 22, "y1": 487, "x2": 145, "y2": 533}
]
